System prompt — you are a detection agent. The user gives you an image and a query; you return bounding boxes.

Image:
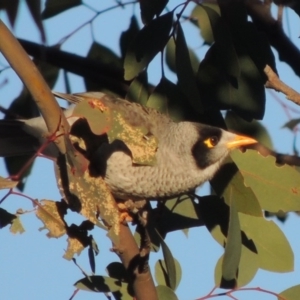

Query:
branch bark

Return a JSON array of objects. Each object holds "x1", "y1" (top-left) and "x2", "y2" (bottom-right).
[
  {"x1": 264, "y1": 65, "x2": 300, "y2": 105},
  {"x1": 115, "y1": 223, "x2": 158, "y2": 300},
  {"x1": 0, "y1": 21, "x2": 68, "y2": 153}
]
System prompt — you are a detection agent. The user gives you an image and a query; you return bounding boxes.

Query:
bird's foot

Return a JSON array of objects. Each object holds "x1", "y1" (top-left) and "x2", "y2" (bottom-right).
[{"x1": 117, "y1": 199, "x2": 147, "y2": 224}]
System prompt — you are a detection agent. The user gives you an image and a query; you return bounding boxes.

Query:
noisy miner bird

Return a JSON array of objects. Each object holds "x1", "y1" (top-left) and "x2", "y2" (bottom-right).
[{"x1": 0, "y1": 92, "x2": 257, "y2": 200}]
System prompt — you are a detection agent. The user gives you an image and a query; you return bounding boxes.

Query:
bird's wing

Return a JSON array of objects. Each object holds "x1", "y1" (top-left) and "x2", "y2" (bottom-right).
[{"x1": 52, "y1": 91, "x2": 172, "y2": 138}]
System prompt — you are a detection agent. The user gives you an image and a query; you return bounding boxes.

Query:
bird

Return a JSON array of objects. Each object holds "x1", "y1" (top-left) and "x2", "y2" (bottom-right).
[{"x1": 0, "y1": 92, "x2": 257, "y2": 201}]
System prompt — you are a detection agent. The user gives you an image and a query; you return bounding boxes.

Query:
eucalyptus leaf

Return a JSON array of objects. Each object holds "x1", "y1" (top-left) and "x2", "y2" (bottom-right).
[
  {"x1": 42, "y1": 0, "x2": 81, "y2": 19},
  {"x1": 156, "y1": 285, "x2": 178, "y2": 300},
  {"x1": 124, "y1": 12, "x2": 173, "y2": 80},
  {"x1": 221, "y1": 197, "x2": 241, "y2": 288},
  {"x1": 279, "y1": 284, "x2": 300, "y2": 300},
  {"x1": 231, "y1": 149, "x2": 300, "y2": 213}
]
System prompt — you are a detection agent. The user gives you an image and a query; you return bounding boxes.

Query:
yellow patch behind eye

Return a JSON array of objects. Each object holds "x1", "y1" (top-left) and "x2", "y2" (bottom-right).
[{"x1": 204, "y1": 138, "x2": 214, "y2": 148}]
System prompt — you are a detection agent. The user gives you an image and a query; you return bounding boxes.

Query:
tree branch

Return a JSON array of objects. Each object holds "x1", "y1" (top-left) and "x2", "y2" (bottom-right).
[
  {"x1": 264, "y1": 64, "x2": 300, "y2": 105},
  {"x1": 114, "y1": 223, "x2": 158, "y2": 300},
  {"x1": 0, "y1": 21, "x2": 68, "y2": 153}
]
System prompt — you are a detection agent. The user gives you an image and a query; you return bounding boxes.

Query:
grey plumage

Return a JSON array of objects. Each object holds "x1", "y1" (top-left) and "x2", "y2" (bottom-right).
[{"x1": 0, "y1": 92, "x2": 257, "y2": 200}]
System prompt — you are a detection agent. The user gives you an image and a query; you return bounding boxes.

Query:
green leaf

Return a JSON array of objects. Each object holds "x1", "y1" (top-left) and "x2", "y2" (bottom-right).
[
  {"x1": 74, "y1": 276, "x2": 121, "y2": 293},
  {"x1": 120, "y1": 15, "x2": 140, "y2": 59},
  {"x1": 279, "y1": 284, "x2": 300, "y2": 300},
  {"x1": 221, "y1": 197, "x2": 241, "y2": 288},
  {"x1": 0, "y1": 208, "x2": 16, "y2": 229},
  {"x1": 156, "y1": 231, "x2": 177, "y2": 290},
  {"x1": 0, "y1": 0, "x2": 20, "y2": 27},
  {"x1": 231, "y1": 149, "x2": 300, "y2": 213},
  {"x1": 226, "y1": 55, "x2": 265, "y2": 121},
  {"x1": 124, "y1": 12, "x2": 173, "y2": 80},
  {"x1": 26, "y1": 0, "x2": 46, "y2": 42},
  {"x1": 147, "y1": 78, "x2": 195, "y2": 122},
  {"x1": 42, "y1": 0, "x2": 81, "y2": 19},
  {"x1": 125, "y1": 72, "x2": 149, "y2": 105},
  {"x1": 201, "y1": 5, "x2": 240, "y2": 78},
  {"x1": 84, "y1": 42, "x2": 122, "y2": 91},
  {"x1": 166, "y1": 37, "x2": 199, "y2": 74},
  {"x1": 212, "y1": 157, "x2": 263, "y2": 217},
  {"x1": 225, "y1": 111, "x2": 273, "y2": 149},
  {"x1": 156, "y1": 285, "x2": 178, "y2": 300},
  {"x1": 239, "y1": 213, "x2": 294, "y2": 272},
  {"x1": 155, "y1": 258, "x2": 182, "y2": 291},
  {"x1": 282, "y1": 118, "x2": 300, "y2": 131},
  {"x1": 190, "y1": 4, "x2": 220, "y2": 44},
  {"x1": 139, "y1": 0, "x2": 169, "y2": 24},
  {"x1": 175, "y1": 23, "x2": 202, "y2": 113},
  {"x1": 0, "y1": 208, "x2": 25, "y2": 233},
  {"x1": 165, "y1": 196, "x2": 198, "y2": 220},
  {"x1": 234, "y1": 22, "x2": 276, "y2": 76},
  {"x1": 215, "y1": 245, "x2": 259, "y2": 288},
  {"x1": 106, "y1": 262, "x2": 127, "y2": 282},
  {"x1": 147, "y1": 78, "x2": 170, "y2": 114}
]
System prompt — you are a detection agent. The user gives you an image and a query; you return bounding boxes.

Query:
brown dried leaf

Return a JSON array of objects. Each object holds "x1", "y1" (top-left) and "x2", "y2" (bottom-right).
[
  {"x1": 67, "y1": 170, "x2": 120, "y2": 244},
  {"x1": 36, "y1": 200, "x2": 67, "y2": 238},
  {"x1": 63, "y1": 236, "x2": 85, "y2": 260}
]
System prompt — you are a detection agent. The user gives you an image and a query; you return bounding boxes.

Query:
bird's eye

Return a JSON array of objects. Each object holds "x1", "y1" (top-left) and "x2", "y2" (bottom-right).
[{"x1": 204, "y1": 136, "x2": 219, "y2": 148}]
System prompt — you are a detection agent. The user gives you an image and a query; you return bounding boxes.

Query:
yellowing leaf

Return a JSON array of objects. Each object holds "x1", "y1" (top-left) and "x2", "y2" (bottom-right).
[
  {"x1": 239, "y1": 213, "x2": 294, "y2": 272},
  {"x1": 0, "y1": 176, "x2": 18, "y2": 189},
  {"x1": 10, "y1": 216, "x2": 25, "y2": 234},
  {"x1": 72, "y1": 96, "x2": 158, "y2": 166},
  {"x1": 231, "y1": 149, "x2": 300, "y2": 213},
  {"x1": 0, "y1": 208, "x2": 25, "y2": 233},
  {"x1": 36, "y1": 200, "x2": 67, "y2": 238},
  {"x1": 107, "y1": 110, "x2": 158, "y2": 165}
]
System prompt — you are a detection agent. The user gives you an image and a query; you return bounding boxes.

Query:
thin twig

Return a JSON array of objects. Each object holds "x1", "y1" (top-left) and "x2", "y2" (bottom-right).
[{"x1": 264, "y1": 64, "x2": 300, "y2": 106}]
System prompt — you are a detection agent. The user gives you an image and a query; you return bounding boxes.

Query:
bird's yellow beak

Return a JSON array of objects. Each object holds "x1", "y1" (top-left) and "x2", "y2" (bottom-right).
[{"x1": 226, "y1": 134, "x2": 257, "y2": 149}]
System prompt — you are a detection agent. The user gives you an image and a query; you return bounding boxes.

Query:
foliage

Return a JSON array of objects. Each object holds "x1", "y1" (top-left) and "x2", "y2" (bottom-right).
[{"x1": 1, "y1": 1, "x2": 300, "y2": 299}]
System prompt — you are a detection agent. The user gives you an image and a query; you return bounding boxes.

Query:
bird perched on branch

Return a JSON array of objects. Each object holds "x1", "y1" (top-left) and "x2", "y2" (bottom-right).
[{"x1": 0, "y1": 92, "x2": 257, "y2": 200}]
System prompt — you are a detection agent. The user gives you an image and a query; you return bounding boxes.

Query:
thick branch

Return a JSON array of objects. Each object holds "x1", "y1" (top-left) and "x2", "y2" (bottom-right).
[
  {"x1": 115, "y1": 223, "x2": 158, "y2": 300},
  {"x1": 245, "y1": 0, "x2": 300, "y2": 77},
  {"x1": 0, "y1": 21, "x2": 68, "y2": 153},
  {"x1": 264, "y1": 65, "x2": 300, "y2": 105}
]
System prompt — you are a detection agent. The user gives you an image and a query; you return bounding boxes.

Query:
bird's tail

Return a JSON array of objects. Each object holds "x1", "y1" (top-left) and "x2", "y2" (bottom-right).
[{"x1": 0, "y1": 119, "x2": 40, "y2": 157}]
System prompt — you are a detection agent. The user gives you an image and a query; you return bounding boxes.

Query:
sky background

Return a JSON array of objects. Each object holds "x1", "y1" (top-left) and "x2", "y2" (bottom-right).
[{"x1": 1, "y1": 1, "x2": 300, "y2": 299}]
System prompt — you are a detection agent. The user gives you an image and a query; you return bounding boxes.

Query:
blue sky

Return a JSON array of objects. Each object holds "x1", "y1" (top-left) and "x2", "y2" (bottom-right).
[{"x1": 1, "y1": 1, "x2": 300, "y2": 300}]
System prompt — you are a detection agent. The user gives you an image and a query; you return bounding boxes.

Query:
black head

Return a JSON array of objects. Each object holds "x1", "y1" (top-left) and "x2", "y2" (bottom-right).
[{"x1": 191, "y1": 125, "x2": 226, "y2": 169}]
